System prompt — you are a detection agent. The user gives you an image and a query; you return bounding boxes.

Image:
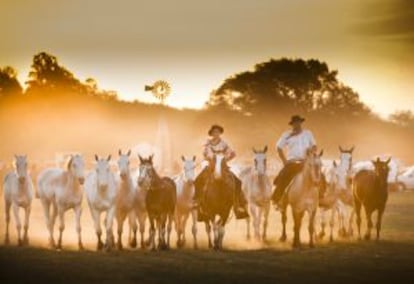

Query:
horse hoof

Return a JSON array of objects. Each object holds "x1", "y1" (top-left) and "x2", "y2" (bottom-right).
[
  {"x1": 309, "y1": 242, "x2": 315, "y2": 248},
  {"x1": 279, "y1": 235, "x2": 287, "y2": 242},
  {"x1": 317, "y1": 232, "x2": 325, "y2": 240},
  {"x1": 329, "y1": 236, "x2": 334, "y2": 243},
  {"x1": 364, "y1": 234, "x2": 371, "y2": 241},
  {"x1": 4, "y1": 238, "x2": 10, "y2": 245},
  {"x1": 129, "y1": 239, "x2": 137, "y2": 248},
  {"x1": 117, "y1": 242, "x2": 123, "y2": 251},
  {"x1": 17, "y1": 239, "x2": 23, "y2": 247},
  {"x1": 23, "y1": 238, "x2": 29, "y2": 246}
]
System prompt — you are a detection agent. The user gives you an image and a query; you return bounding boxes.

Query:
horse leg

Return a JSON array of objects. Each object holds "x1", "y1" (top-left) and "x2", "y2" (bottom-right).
[
  {"x1": 292, "y1": 210, "x2": 304, "y2": 248},
  {"x1": 128, "y1": 211, "x2": 138, "y2": 248},
  {"x1": 116, "y1": 211, "x2": 126, "y2": 250},
  {"x1": 218, "y1": 220, "x2": 225, "y2": 250},
  {"x1": 348, "y1": 208, "x2": 355, "y2": 237},
  {"x1": 74, "y1": 205, "x2": 84, "y2": 251},
  {"x1": 175, "y1": 212, "x2": 183, "y2": 248},
  {"x1": 213, "y1": 219, "x2": 220, "y2": 250},
  {"x1": 138, "y1": 212, "x2": 147, "y2": 249},
  {"x1": 262, "y1": 202, "x2": 270, "y2": 242},
  {"x1": 246, "y1": 215, "x2": 251, "y2": 241},
  {"x1": 354, "y1": 200, "x2": 362, "y2": 240},
  {"x1": 148, "y1": 217, "x2": 156, "y2": 251},
  {"x1": 376, "y1": 208, "x2": 384, "y2": 241},
  {"x1": 250, "y1": 205, "x2": 260, "y2": 240},
  {"x1": 329, "y1": 208, "x2": 335, "y2": 242},
  {"x1": 308, "y1": 210, "x2": 316, "y2": 248},
  {"x1": 166, "y1": 213, "x2": 173, "y2": 249},
  {"x1": 364, "y1": 208, "x2": 373, "y2": 241},
  {"x1": 91, "y1": 209, "x2": 103, "y2": 251},
  {"x1": 191, "y1": 209, "x2": 198, "y2": 249},
  {"x1": 180, "y1": 213, "x2": 189, "y2": 248},
  {"x1": 318, "y1": 209, "x2": 326, "y2": 240},
  {"x1": 105, "y1": 207, "x2": 115, "y2": 251},
  {"x1": 12, "y1": 204, "x2": 22, "y2": 246},
  {"x1": 205, "y1": 221, "x2": 212, "y2": 249},
  {"x1": 23, "y1": 205, "x2": 31, "y2": 245},
  {"x1": 57, "y1": 208, "x2": 65, "y2": 250},
  {"x1": 4, "y1": 201, "x2": 11, "y2": 245},
  {"x1": 41, "y1": 199, "x2": 53, "y2": 248},
  {"x1": 280, "y1": 207, "x2": 287, "y2": 242}
]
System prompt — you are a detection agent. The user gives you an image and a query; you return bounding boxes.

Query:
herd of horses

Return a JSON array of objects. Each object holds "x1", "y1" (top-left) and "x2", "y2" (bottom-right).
[{"x1": 3, "y1": 146, "x2": 391, "y2": 251}]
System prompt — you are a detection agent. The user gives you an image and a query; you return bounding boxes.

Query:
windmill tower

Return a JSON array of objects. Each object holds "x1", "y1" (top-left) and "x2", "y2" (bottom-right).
[{"x1": 144, "y1": 80, "x2": 173, "y2": 174}]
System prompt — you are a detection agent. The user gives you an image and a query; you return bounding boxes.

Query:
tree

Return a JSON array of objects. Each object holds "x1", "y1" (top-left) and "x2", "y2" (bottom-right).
[
  {"x1": 0, "y1": 66, "x2": 23, "y2": 96},
  {"x1": 208, "y1": 58, "x2": 369, "y2": 116},
  {"x1": 389, "y1": 110, "x2": 414, "y2": 127},
  {"x1": 26, "y1": 52, "x2": 85, "y2": 94}
]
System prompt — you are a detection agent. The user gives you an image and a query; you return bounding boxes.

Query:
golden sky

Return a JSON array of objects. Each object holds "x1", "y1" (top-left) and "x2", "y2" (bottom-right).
[{"x1": 0, "y1": 0, "x2": 413, "y2": 115}]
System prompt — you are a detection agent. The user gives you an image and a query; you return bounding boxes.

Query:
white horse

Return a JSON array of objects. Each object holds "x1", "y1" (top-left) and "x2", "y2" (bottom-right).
[
  {"x1": 174, "y1": 155, "x2": 198, "y2": 249},
  {"x1": 280, "y1": 149, "x2": 323, "y2": 248},
  {"x1": 85, "y1": 155, "x2": 117, "y2": 251},
  {"x1": 242, "y1": 146, "x2": 272, "y2": 241},
  {"x1": 115, "y1": 149, "x2": 138, "y2": 250},
  {"x1": 37, "y1": 154, "x2": 85, "y2": 250},
  {"x1": 3, "y1": 155, "x2": 33, "y2": 246},
  {"x1": 336, "y1": 146, "x2": 355, "y2": 237}
]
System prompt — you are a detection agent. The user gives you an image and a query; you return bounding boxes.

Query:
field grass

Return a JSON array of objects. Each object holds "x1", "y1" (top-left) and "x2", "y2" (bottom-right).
[{"x1": 0, "y1": 192, "x2": 414, "y2": 284}]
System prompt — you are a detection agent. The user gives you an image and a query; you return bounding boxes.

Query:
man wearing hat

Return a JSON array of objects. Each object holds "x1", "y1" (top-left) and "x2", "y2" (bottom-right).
[
  {"x1": 271, "y1": 115, "x2": 316, "y2": 205},
  {"x1": 193, "y1": 124, "x2": 249, "y2": 220}
]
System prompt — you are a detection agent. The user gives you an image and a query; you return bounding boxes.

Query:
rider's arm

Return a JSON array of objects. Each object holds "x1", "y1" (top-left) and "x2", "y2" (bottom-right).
[
  {"x1": 224, "y1": 141, "x2": 236, "y2": 161},
  {"x1": 276, "y1": 132, "x2": 288, "y2": 165},
  {"x1": 277, "y1": 147, "x2": 288, "y2": 166}
]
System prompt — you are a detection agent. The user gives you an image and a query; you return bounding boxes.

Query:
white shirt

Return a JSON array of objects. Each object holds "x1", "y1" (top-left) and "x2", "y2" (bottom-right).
[{"x1": 276, "y1": 129, "x2": 316, "y2": 161}]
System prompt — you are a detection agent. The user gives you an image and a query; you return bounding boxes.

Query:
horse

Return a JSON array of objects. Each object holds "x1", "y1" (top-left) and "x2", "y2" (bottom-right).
[
  {"x1": 201, "y1": 150, "x2": 235, "y2": 250},
  {"x1": 353, "y1": 157, "x2": 390, "y2": 241},
  {"x1": 279, "y1": 149, "x2": 323, "y2": 248},
  {"x1": 37, "y1": 154, "x2": 85, "y2": 250},
  {"x1": 115, "y1": 149, "x2": 138, "y2": 250},
  {"x1": 138, "y1": 155, "x2": 176, "y2": 250},
  {"x1": 85, "y1": 155, "x2": 117, "y2": 251},
  {"x1": 336, "y1": 146, "x2": 355, "y2": 237},
  {"x1": 174, "y1": 155, "x2": 198, "y2": 249},
  {"x1": 3, "y1": 155, "x2": 34, "y2": 246},
  {"x1": 242, "y1": 146, "x2": 272, "y2": 241},
  {"x1": 131, "y1": 170, "x2": 148, "y2": 249}
]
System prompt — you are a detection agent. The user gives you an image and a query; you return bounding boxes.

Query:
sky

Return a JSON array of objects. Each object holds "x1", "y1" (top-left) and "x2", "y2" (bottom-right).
[{"x1": 0, "y1": 0, "x2": 413, "y2": 116}]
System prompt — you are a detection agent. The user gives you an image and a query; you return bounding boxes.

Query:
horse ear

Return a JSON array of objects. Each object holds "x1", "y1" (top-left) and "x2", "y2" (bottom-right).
[
  {"x1": 149, "y1": 154, "x2": 154, "y2": 163},
  {"x1": 350, "y1": 146, "x2": 355, "y2": 153},
  {"x1": 339, "y1": 146, "x2": 344, "y2": 153},
  {"x1": 263, "y1": 145, "x2": 268, "y2": 153},
  {"x1": 107, "y1": 155, "x2": 111, "y2": 161},
  {"x1": 14, "y1": 154, "x2": 18, "y2": 160},
  {"x1": 118, "y1": 149, "x2": 122, "y2": 156},
  {"x1": 94, "y1": 154, "x2": 99, "y2": 162},
  {"x1": 376, "y1": 157, "x2": 380, "y2": 163},
  {"x1": 319, "y1": 149, "x2": 324, "y2": 157},
  {"x1": 181, "y1": 155, "x2": 185, "y2": 162},
  {"x1": 138, "y1": 155, "x2": 144, "y2": 163},
  {"x1": 193, "y1": 155, "x2": 196, "y2": 161},
  {"x1": 127, "y1": 149, "x2": 131, "y2": 156},
  {"x1": 333, "y1": 160, "x2": 337, "y2": 168},
  {"x1": 252, "y1": 147, "x2": 257, "y2": 154},
  {"x1": 385, "y1": 157, "x2": 391, "y2": 165}
]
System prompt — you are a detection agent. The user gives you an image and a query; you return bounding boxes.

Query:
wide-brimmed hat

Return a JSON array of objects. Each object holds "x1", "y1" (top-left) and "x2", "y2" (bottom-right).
[
  {"x1": 289, "y1": 115, "x2": 305, "y2": 125},
  {"x1": 208, "y1": 124, "x2": 224, "y2": 136}
]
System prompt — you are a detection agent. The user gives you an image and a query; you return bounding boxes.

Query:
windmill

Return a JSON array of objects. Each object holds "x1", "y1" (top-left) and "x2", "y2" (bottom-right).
[{"x1": 144, "y1": 80, "x2": 171, "y2": 105}]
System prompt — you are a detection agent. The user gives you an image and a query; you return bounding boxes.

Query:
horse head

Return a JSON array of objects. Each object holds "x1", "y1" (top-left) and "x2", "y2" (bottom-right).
[
  {"x1": 252, "y1": 145, "x2": 268, "y2": 176},
  {"x1": 339, "y1": 145, "x2": 354, "y2": 172},
  {"x1": 181, "y1": 155, "x2": 196, "y2": 183},
  {"x1": 210, "y1": 149, "x2": 228, "y2": 180},
  {"x1": 94, "y1": 154, "x2": 112, "y2": 191},
  {"x1": 118, "y1": 149, "x2": 131, "y2": 180},
  {"x1": 138, "y1": 154, "x2": 155, "y2": 189},
  {"x1": 67, "y1": 154, "x2": 85, "y2": 185},
  {"x1": 371, "y1": 157, "x2": 391, "y2": 184},
  {"x1": 305, "y1": 148, "x2": 323, "y2": 185},
  {"x1": 14, "y1": 154, "x2": 28, "y2": 184}
]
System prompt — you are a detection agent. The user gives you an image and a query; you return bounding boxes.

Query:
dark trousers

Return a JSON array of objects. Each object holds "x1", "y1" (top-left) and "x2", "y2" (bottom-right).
[
  {"x1": 194, "y1": 167, "x2": 247, "y2": 206},
  {"x1": 272, "y1": 162, "x2": 304, "y2": 203}
]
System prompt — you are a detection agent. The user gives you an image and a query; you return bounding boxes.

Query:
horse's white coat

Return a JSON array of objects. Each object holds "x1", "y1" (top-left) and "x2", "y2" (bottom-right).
[
  {"x1": 85, "y1": 155, "x2": 117, "y2": 250},
  {"x1": 174, "y1": 156, "x2": 198, "y2": 248},
  {"x1": 37, "y1": 154, "x2": 85, "y2": 249},
  {"x1": 3, "y1": 155, "x2": 33, "y2": 245}
]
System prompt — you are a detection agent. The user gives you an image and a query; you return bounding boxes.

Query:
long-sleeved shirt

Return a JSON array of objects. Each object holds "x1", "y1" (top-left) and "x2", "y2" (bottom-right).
[{"x1": 203, "y1": 138, "x2": 235, "y2": 161}]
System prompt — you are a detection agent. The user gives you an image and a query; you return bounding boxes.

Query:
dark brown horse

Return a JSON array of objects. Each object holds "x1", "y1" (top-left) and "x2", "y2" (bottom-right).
[
  {"x1": 201, "y1": 150, "x2": 235, "y2": 250},
  {"x1": 353, "y1": 157, "x2": 390, "y2": 241},
  {"x1": 138, "y1": 155, "x2": 176, "y2": 250}
]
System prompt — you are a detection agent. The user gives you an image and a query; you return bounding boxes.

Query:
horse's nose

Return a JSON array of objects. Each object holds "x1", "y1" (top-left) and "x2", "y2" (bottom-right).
[
  {"x1": 78, "y1": 177, "x2": 85, "y2": 185},
  {"x1": 99, "y1": 184, "x2": 108, "y2": 191},
  {"x1": 120, "y1": 173, "x2": 127, "y2": 179},
  {"x1": 18, "y1": 176, "x2": 25, "y2": 183}
]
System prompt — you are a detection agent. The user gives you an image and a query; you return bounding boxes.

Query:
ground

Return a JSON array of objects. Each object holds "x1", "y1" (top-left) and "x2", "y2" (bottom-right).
[{"x1": 0, "y1": 192, "x2": 413, "y2": 284}]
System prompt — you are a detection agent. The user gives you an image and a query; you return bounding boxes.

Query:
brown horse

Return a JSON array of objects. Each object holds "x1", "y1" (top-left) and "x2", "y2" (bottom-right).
[
  {"x1": 353, "y1": 157, "x2": 390, "y2": 241},
  {"x1": 201, "y1": 150, "x2": 235, "y2": 250},
  {"x1": 138, "y1": 155, "x2": 176, "y2": 250}
]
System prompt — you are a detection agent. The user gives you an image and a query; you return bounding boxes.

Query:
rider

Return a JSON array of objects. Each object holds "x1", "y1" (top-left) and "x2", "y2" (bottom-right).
[
  {"x1": 194, "y1": 124, "x2": 249, "y2": 220},
  {"x1": 271, "y1": 115, "x2": 317, "y2": 206}
]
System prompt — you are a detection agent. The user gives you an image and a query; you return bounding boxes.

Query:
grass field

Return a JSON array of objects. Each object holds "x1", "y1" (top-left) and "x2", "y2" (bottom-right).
[{"x1": 0, "y1": 192, "x2": 414, "y2": 284}]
